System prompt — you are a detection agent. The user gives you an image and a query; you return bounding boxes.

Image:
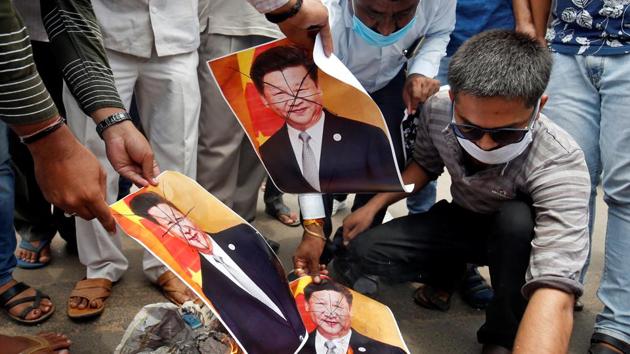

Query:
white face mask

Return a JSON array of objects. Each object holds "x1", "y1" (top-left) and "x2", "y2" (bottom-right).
[
  {"x1": 456, "y1": 132, "x2": 533, "y2": 165},
  {"x1": 452, "y1": 101, "x2": 539, "y2": 165}
]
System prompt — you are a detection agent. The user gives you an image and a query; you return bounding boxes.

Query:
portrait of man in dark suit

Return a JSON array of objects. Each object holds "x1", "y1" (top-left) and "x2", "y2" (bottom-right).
[
  {"x1": 300, "y1": 280, "x2": 406, "y2": 354},
  {"x1": 129, "y1": 192, "x2": 307, "y2": 354},
  {"x1": 250, "y1": 46, "x2": 400, "y2": 194}
]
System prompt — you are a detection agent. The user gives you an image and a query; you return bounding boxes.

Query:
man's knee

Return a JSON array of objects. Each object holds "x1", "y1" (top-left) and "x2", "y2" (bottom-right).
[
  {"x1": 348, "y1": 229, "x2": 378, "y2": 261},
  {"x1": 491, "y1": 200, "x2": 534, "y2": 249}
]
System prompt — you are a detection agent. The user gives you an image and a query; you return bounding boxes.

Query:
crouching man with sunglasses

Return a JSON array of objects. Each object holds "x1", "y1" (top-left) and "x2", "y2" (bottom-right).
[{"x1": 340, "y1": 30, "x2": 590, "y2": 354}]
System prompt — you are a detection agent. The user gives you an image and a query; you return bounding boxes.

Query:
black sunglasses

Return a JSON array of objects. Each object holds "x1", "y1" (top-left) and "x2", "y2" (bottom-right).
[{"x1": 450, "y1": 99, "x2": 540, "y2": 146}]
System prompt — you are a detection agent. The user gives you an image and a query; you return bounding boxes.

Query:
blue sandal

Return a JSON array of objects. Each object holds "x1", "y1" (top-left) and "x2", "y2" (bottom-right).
[
  {"x1": 16, "y1": 239, "x2": 51, "y2": 269},
  {"x1": 460, "y1": 266, "x2": 494, "y2": 310}
]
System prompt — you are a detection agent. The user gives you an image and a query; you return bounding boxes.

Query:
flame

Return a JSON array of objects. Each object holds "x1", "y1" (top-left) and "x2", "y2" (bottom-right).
[{"x1": 229, "y1": 340, "x2": 241, "y2": 354}]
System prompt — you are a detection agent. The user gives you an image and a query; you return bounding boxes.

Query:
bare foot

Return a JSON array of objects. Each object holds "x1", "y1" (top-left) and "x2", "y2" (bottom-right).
[
  {"x1": 0, "y1": 280, "x2": 53, "y2": 321},
  {"x1": 0, "y1": 333, "x2": 71, "y2": 354},
  {"x1": 16, "y1": 240, "x2": 51, "y2": 265},
  {"x1": 277, "y1": 211, "x2": 299, "y2": 225}
]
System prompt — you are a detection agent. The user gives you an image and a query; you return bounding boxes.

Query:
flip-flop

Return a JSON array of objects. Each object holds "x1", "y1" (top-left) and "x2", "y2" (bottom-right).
[
  {"x1": 265, "y1": 199, "x2": 300, "y2": 227},
  {"x1": 16, "y1": 239, "x2": 51, "y2": 269}
]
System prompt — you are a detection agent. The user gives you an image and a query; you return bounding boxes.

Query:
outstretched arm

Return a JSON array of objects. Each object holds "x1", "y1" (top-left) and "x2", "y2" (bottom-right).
[
  {"x1": 342, "y1": 161, "x2": 430, "y2": 242},
  {"x1": 40, "y1": 0, "x2": 158, "y2": 187},
  {"x1": 513, "y1": 288, "x2": 574, "y2": 353},
  {"x1": 1, "y1": 0, "x2": 114, "y2": 231}
]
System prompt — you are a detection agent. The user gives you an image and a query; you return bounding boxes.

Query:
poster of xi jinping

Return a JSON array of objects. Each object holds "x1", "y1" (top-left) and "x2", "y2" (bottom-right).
[
  {"x1": 207, "y1": 37, "x2": 412, "y2": 194},
  {"x1": 291, "y1": 276, "x2": 409, "y2": 354},
  {"x1": 110, "y1": 171, "x2": 307, "y2": 354}
]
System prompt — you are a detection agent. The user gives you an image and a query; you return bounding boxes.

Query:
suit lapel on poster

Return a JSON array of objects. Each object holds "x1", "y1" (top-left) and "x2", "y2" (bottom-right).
[{"x1": 213, "y1": 228, "x2": 293, "y2": 321}]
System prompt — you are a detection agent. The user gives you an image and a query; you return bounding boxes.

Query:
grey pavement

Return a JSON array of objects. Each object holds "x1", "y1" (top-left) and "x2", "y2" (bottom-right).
[{"x1": 4, "y1": 175, "x2": 606, "y2": 353}]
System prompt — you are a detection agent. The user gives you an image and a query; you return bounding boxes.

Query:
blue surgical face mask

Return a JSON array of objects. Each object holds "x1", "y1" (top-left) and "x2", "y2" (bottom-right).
[{"x1": 351, "y1": 4, "x2": 416, "y2": 47}]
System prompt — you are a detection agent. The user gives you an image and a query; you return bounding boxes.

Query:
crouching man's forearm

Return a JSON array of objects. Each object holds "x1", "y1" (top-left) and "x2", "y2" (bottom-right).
[{"x1": 513, "y1": 288, "x2": 574, "y2": 354}]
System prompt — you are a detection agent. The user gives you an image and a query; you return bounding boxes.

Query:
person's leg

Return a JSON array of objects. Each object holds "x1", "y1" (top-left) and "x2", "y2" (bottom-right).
[
  {"x1": 11, "y1": 40, "x2": 73, "y2": 266},
  {"x1": 8, "y1": 131, "x2": 56, "y2": 265},
  {"x1": 592, "y1": 53, "x2": 630, "y2": 346},
  {"x1": 135, "y1": 49, "x2": 200, "y2": 283},
  {"x1": 346, "y1": 200, "x2": 486, "y2": 288},
  {"x1": 0, "y1": 123, "x2": 53, "y2": 323},
  {"x1": 233, "y1": 139, "x2": 266, "y2": 222},
  {"x1": 197, "y1": 33, "x2": 272, "y2": 222},
  {"x1": 197, "y1": 33, "x2": 250, "y2": 209},
  {"x1": 62, "y1": 50, "x2": 137, "y2": 313},
  {"x1": 0, "y1": 122, "x2": 16, "y2": 291},
  {"x1": 477, "y1": 200, "x2": 534, "y2": 350},
  {"x1": 543, "y1": 53, "x2": 601, "y2": 284},
  {"x1": 264, "y1": 176, "x2": 299, "y2": 226}
]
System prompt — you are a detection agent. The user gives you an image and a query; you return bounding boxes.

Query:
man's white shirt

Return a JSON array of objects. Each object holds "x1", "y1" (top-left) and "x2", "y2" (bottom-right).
[
  {"x1": 287, "y1": 112, "x2": 326, "y2": 174},
  {"x1": 202, "y1": 238, "x2": 286, "y2": 320},
  {"x1": 315, "y1": 329, "x2": 352, "y2": 354}
]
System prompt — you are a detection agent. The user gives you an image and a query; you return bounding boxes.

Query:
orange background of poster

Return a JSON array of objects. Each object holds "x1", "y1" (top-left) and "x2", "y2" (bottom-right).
[
  {"x1": 208, "y1": 38, "x2": 390, "y2": 150},
  {"x1": 290, "y1": 277, "x2": 409, "y2": 353}
]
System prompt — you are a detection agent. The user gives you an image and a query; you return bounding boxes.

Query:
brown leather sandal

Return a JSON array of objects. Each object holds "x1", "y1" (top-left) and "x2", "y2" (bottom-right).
[
  {"x1": 67, "y1": 278, "x2": 112, "y2": 319},
  {"x1": 413, "y1": 283, "x2": 453, "y2": 312},
  {"x1": 157, "y1": 270, "x2": 196, "y2": 306}
]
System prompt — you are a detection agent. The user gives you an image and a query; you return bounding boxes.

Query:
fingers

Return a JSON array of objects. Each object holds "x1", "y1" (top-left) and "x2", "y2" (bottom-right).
[
  {"x1": 319, "y1": 23, "x2": 333, "y2": 56},
  {"x1": 293, "y1": 258, "x2": 307, "y2": 277},
  {"x1": 402, "y1": 89, "x2": 413, "y2": 115},
  {"x1": 118, "y1": 166, "x2": 149, "y2": 188},
  {"x1": 87, "y1": 198, "x2": 116, "y2": 233},
  {"x1": 152, "y1": 159, "x2": 161, "y2": 185},
  {"x1": 319, "y1": 264, "x2": 329, "y2": 276},
  {"x1": 343, "y1": 227, "x2": 355, "y2": 245},
  {"x1": 308, "y1": 256, "x2": 321, "y2": 283},
  {"x1": 141, "y1": 151, "x2": 159, "y2": 186}
]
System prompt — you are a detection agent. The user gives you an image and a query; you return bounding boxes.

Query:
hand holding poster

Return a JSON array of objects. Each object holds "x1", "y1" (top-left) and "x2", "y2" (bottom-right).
[{"x1": 208, "y1": 37, "x2": 413, "y2": 194}]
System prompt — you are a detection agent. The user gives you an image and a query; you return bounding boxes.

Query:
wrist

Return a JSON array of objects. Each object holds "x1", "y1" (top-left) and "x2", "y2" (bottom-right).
[
  {"x1": 101, "y1": 120, "x2": 136, "y2": 141},
  {"x1": 27, "y1": 124, "x2": 77, "y2": 159},
  {"x1": 18, "y1": 116, "x2": 66, "y2": 145},
  {"x1": 364, "y1": 198, "x2": 385, "y2": 216},
  {"x1": 266, "y1": 0, "x2": 302, "y2": 23},
  {"x1": 303, "y1": 219, "x2": 326, "y2": 242},
  {"x1": 95, "y1": 111, "x2": 132, "y2": 139},
  {"x1": 90, "y1": 107, "x2": 125, "y2": 124}
]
